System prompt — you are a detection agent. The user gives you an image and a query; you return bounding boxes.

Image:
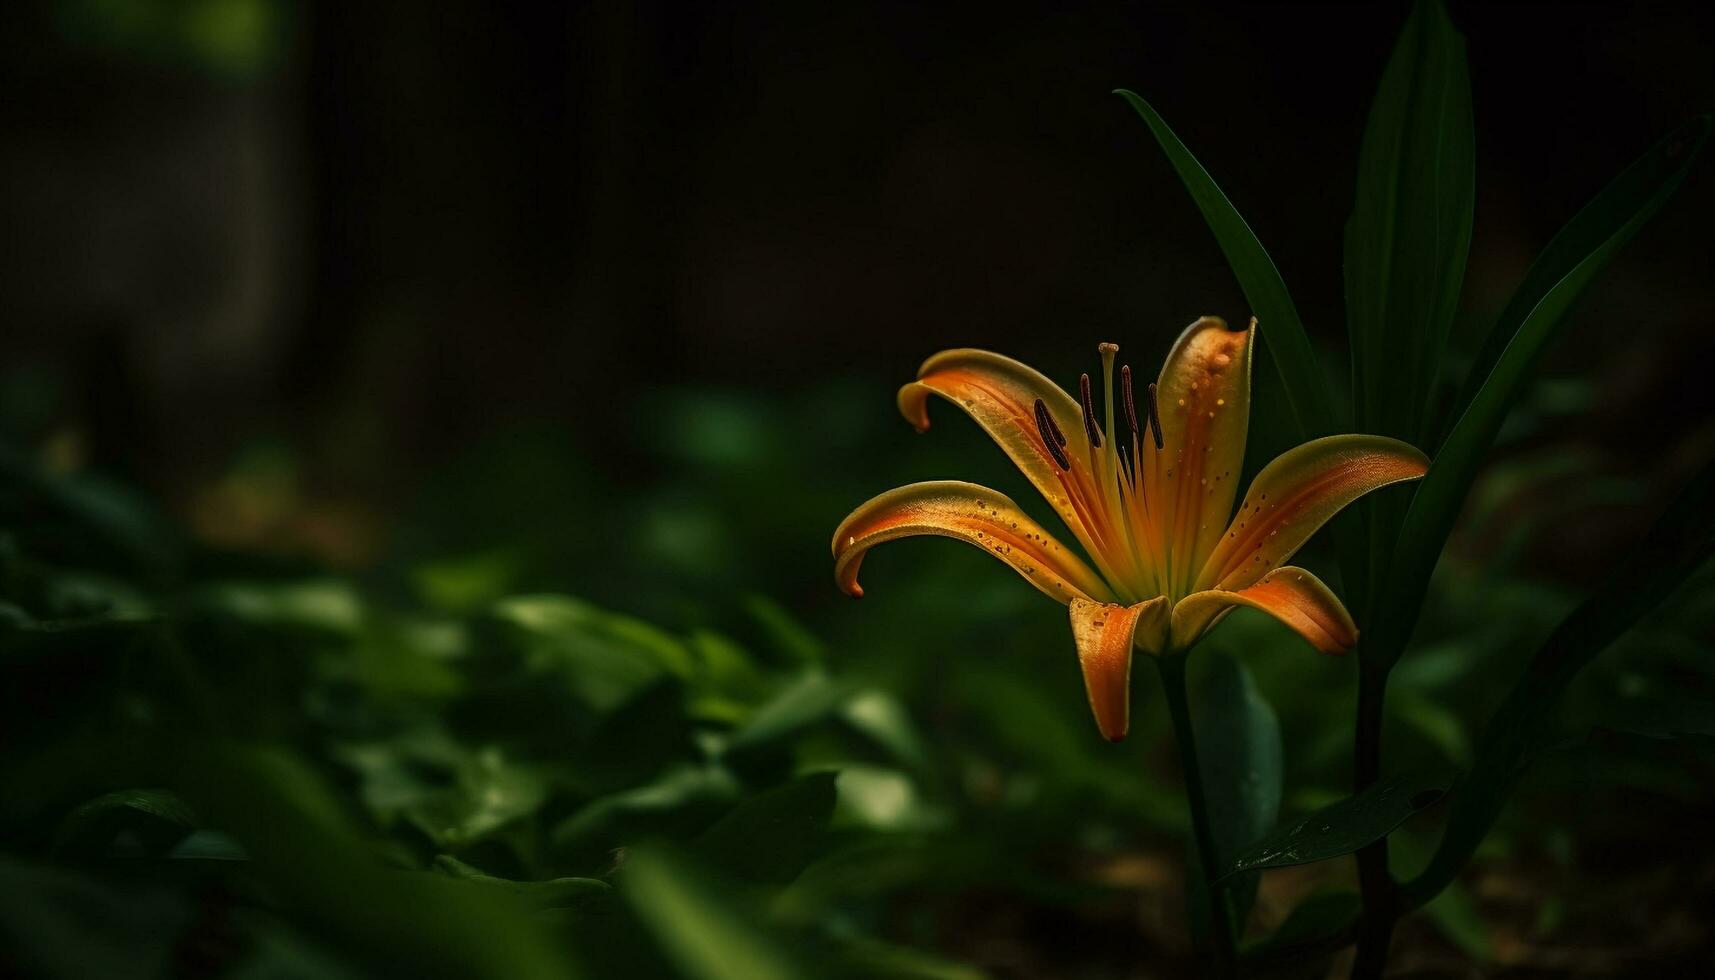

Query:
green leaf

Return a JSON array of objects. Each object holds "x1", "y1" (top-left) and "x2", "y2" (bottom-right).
[
  {"x1": 552, "y1": 765, "x2": 739, "y2": 860},
  {"x1": 620, "y1": 846, "x2": 809, "y2": 980},
  {"x1": 1373, "y1": 114, "x2": 1711, "y2": 662},
  {"x1": 432, "y1": 855, "x2": 615, "y2": 914},
  {"x1": 50, "y1": 788, "x2": 196, "y2": 857},
  {"x1": 1404, "y1": 457, "x2": 1715, "y2": 907},
  {"x1": 168, "y1": 742, "x2": 582, "y2": 980},
  {"x1": 693, "y1": 772, "x2": 838, "y2": 884},
  {"x1": 1344, "y1": 0, "x2": 1474, "y2": 446},
  {"x1": 1220, "y1": 772, "x2": 1450, "y2": 880},
  {"x1": 840, "y1": 690, "x2": 934, "y2": 775},
  {"x1": 725, "y1": 670, "x2": 851, "y2": 757},
  {"x1": 1192, "y1": 651, "x2": 1283, "y2": 925},
  {"x1": 487, "y1": 594, "x2": 692, "y2": 710},
  {"x1": 1340, "y1": 0, "x2": 1474, "y2": 618},
  {"x1": 403, "y1": 749, "x2": 547, "y2": 851},
  {"x1": 1113, "y1": 90, "x2": 1336, "y2": 441}
]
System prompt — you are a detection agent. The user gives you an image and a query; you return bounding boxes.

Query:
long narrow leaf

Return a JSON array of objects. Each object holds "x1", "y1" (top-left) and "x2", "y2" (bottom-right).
[
  {"x1": 1344, "y1": 0, "x2": 1474, "y2": 445},
  {"x1": 1446, "y1": 115, "x2": 1714, "y2": 448},
  {"x1": 1370, "y1": 115, "x2": 1711, "y2": 661},
  {"x1": 1339, "y1": 0, "x2": 1474, "y2": 620},
  {"x1": 1402, "y1": 456, "x2": 1715, "y2": 908},
  {"x1": 1114, "y1": 89, "x2": 1336, "y2": 441}
]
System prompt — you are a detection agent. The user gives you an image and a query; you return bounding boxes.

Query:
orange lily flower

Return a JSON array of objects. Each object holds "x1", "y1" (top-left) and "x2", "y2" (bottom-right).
[{"x1": 832, "y1": 317, "x2": 1429, "y2": 741}]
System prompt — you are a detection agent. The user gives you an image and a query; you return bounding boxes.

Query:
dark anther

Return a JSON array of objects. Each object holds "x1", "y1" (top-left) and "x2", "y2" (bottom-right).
[
  {"x1": 1034, "y1": 399, "x2": 1071, "y2": 470},
  {"x1": 1120, "y1": 365, "x2": 1140, "y2": 441},
  {"x1": 1078, "y1": 374, "x2": 1102, "y2": 447},
  {"x1": 1145, "y1": 383, "x2": 1165, "y2": 450}
]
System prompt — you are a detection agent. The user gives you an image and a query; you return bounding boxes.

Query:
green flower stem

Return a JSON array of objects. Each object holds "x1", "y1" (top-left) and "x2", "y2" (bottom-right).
[
  {"x1": 1157, "y1": 651, "x2": 1236, "y2": 979},
  {"x1": 1351, "y1": 653, "x2": 1398, "y2": 979}
]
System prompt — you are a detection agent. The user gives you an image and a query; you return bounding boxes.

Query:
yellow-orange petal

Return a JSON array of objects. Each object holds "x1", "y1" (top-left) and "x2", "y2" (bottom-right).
[
  {"x1": 1070, "y1": 595, "x2": 1169, "y2": 741},
  {"x1": 1171, "y1": 566, "x2": 1358, "y2": 654},
  {"x1": 1195, "y1": 434, "x2": 1430, "y2": 593},
  {"x1": 1146, "y1": 316, "x2": 1255, "y2": 597},
  {"x1": 897, "y1": 350, "x2": 1092, "y2": 534},
  {"x1": 832, "y1": 481, "x2": 1115, "y2": 604}
]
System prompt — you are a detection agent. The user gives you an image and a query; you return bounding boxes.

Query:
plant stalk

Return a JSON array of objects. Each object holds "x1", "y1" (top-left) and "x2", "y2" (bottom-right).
[
  {"x1": 1157, "y1": 652, "x2": 1237, "y2": 979},
  {"x1": 1351, "y1": 653, "x2": 1397, "y2": 979}
]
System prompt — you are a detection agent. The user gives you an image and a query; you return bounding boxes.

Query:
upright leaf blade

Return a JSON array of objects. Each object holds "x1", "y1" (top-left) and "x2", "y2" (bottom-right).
[
  {"x1": 1373, "y1": 115, "x2": 1712, "y2": 660},
  {"x1": 1114, "y1": 90, "x2": 1336, "y2": 442},
  {"x1": 1447, "y1": 114, "x2": 1714, "y2": 449},
  {"x1": 1340, "y1": 0, "x2": 1474, "y2": 620},
  {"x1": 1344, "y1": 0, "x2": 1475, "y2": 445}
]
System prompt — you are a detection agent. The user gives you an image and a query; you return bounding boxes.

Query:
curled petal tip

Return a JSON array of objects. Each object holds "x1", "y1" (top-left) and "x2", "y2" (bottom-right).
[{"x1": 1103, "y1": 731, "x2": 1126, "y2": 744}]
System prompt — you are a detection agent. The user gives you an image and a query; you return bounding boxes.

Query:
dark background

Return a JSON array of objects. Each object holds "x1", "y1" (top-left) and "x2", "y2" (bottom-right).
[
  {"x1": 5, "y1": 2, "x2": 1712, "y2": 555},
  {"x1": 3, "y1": 3, "x2": 1715, "y2": 976}
]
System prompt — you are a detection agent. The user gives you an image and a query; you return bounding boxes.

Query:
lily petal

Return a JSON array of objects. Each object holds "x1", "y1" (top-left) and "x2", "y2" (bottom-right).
[
  {"x1": 1171, "y1": 566, "x2": 1358, "y2": 654},
  {"x1": 1070, "y1": 595, "x2": 1169, "y2": 740},
  {"x1": 898, "y1": 350, "x2": 1093, "y2": 533},
  {"x1": 1149, "y1": 316, "x2": 1255, "y2": 596},
  {"x1": 1195, "y1": 434, "x2": 1430, "y2": 592},
  {"x1": 832, "y1": 480, "x2": 1115, "y2": 604}
]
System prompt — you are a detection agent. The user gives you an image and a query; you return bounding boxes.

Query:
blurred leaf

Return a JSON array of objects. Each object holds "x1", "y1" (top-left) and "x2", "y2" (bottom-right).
[
  {"x1": 952, "y1": 666, "x2": 1180, "y2": 827},
  {"x1": 1113, "y1": 90, "x2": 1335, "y2": 441},
  {"x1": 833, "y1": 766, "x2": 941, "y2": 833},
  {"x1": 168, "y1": 742, "x2": 581, "y2": 979},
  {"x1": 694, "y1": 772, "x2": 838, "y2": 884},
  {"x1": 1344, "y1": 0, "x2": 1473, "y2": 446},
  {"x1": 1193, "y1": 651, "x2": 1283, "y2": 924},
  {"x1": 167, "y1": 829, "x2": 247, "y2": 861},
  {"x1": 725, "y1": 670, "x2": 851, "y2": 757},
  {"x1": 1374, "y1": 114, "x2": 1712, "y2": 663},
  {"x1": 412, "y1": 550, "x2": 523, "y2": 614},
  {"x1": 194, "y1": 579, "x2": 364, "y2": 636},
  {"x1": 1405, "y1": 457, "x2": 1715, "y2": 907},
  {"x1": 1392, "y1": 690, "x2": 1471, "y2": 767},
  {"x1": 552, "y1": 765, "x2": 739, "y2": 860},
  {"x1": 50, "y1": 788, "x2": 196, "y2": 858},
  {"x1": 1220, "y1": 772, "x2": 1450, "y2": 880},
  {"x1": 690, "y1": 628, "x2": 770, "y2": 704},
  {"x1": 620, "y1": 846, "x2": 809, "y2": 980},
  {"x1": 744, "y1": 595, "x2": 826, "y2": 666},
  {"x1": 575, "y1": 679, "x2": 695, "y2": 793},
  {"x1": 404, "y1": 747, "x2": 547, "y2": 851},
  {"x1": 489, "y1": 594, "x2": 692, "y2": 710},
  {"x1": 432, "y1": 855, "x2": 615, "y2": 914},
  {"x1": 0, "y1": 445, "x2": 180, "y2": 578},
  {"x1": 840, "y1": 689, "x2": 933, "y2": 775}
]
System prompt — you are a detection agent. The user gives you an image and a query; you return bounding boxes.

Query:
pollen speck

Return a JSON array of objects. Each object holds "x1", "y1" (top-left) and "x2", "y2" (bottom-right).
[{"x1": 1216, "y1": 398, "x2": 1225, "y2": 406}]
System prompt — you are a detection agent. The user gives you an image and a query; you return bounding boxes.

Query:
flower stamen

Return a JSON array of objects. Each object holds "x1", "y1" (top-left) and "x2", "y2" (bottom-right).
[
  {"x1": 1078, "y1": 373, "x2": 1103, "y2": 447},
  {"x1": 1034, "y1": 398, "x2": 1071, "y2": 470},
  {"x1": 1146, "y1": 382, "x2": 1165, "y2": 450}
]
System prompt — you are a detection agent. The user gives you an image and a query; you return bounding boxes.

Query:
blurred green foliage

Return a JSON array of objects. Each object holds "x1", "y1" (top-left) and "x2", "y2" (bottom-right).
[{"x1": 3, "y1": 352, "x2": 1713, "y2": 976}]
